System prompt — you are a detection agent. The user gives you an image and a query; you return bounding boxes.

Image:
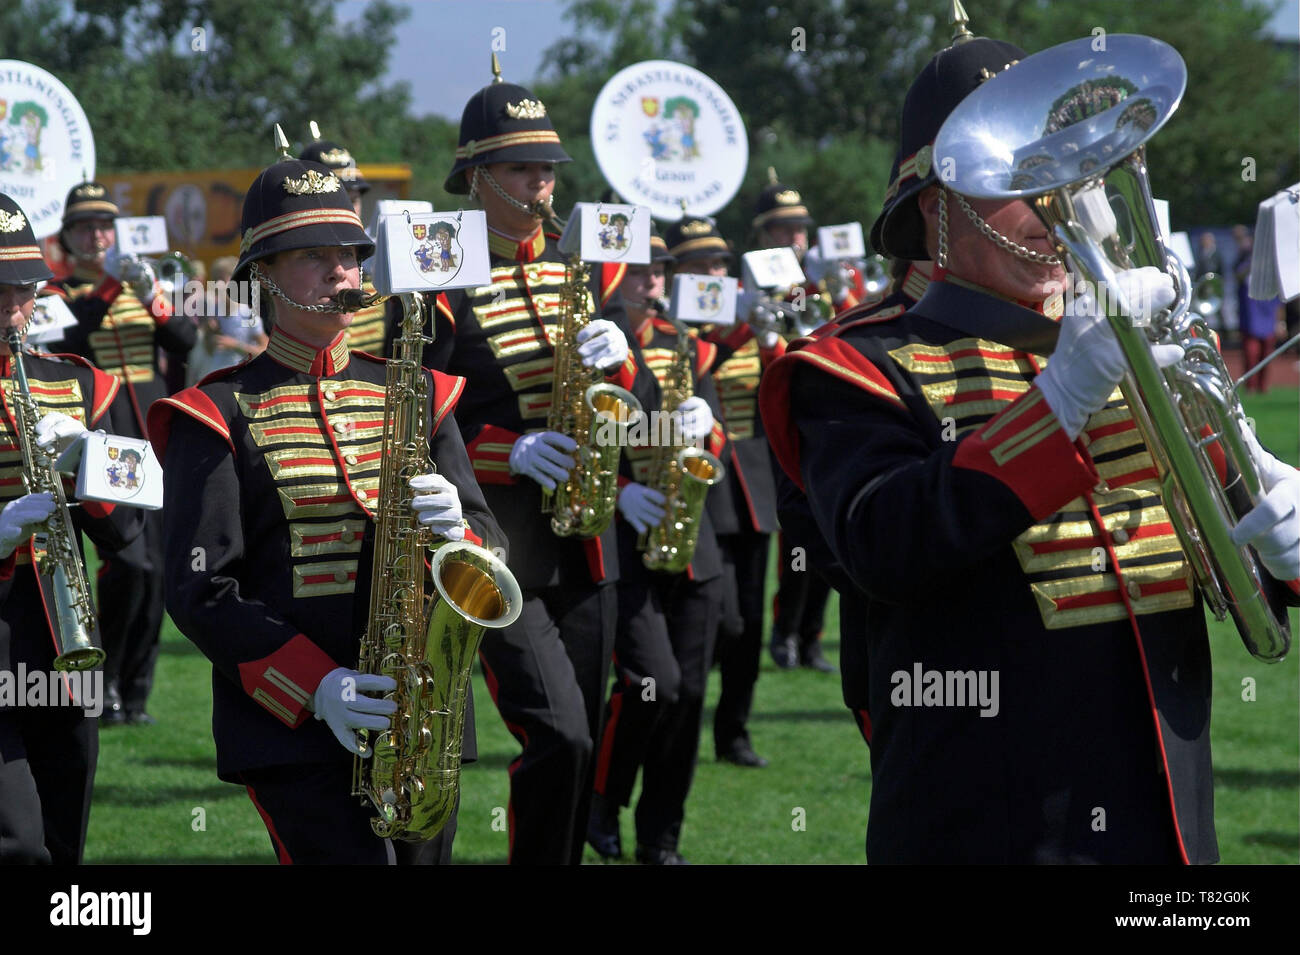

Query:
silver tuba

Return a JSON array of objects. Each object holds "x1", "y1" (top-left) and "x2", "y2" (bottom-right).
[{"x1": 935, "y1": 34, "x2": 1290, "y2": 662}]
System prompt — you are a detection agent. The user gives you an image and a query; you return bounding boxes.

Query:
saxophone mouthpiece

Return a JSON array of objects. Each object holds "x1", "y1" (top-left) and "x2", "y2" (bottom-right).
[{"x1": 333, "y1": 287, "x2": 387, "y2": 310}]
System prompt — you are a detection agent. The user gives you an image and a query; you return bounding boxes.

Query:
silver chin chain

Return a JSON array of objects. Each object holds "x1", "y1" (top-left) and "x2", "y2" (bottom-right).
[
  {"x1": 937, "y1": 186, "x2": 1061, "y2": 268},
  {"x1": 251, "y1": 262, "x2": 352, "y2": 314},
  {"x1": 471, "y1": 166, "x2": 544, "y2": 217}
]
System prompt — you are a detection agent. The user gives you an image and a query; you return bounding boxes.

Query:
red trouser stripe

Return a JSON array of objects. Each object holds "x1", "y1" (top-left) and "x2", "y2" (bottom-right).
[{"x1": 244, "y1": 784, "x2": 294, "y2": 865}]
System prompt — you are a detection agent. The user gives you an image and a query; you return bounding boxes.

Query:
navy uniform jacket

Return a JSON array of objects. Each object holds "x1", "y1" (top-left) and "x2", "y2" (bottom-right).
[
  {"x1": 761, "y1": 275, "x2": 1298, "y2": 864},
  {"x1": 617, "y1": 317, "x2": 729, "y2": 584},
  {"x1": 704, "y1": 322, "x2": 782, "y2": 536},
  {"x1": 50, "y1": 271, "x2": 197, "y2": 439},
  {"x1": 149, "y1": 328, "x2": 503, "y2": 780},
  {"x1": 422, "y1": 228, "x2": 656, "y2": 591},
  {"x1": 0, "y1": 350, "x2": 144, "y2": 674}
]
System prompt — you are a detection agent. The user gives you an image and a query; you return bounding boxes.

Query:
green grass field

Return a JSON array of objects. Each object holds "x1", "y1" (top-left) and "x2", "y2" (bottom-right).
[{"x1": 84, "y1": 390, "x2": 1299, "y2": 864}]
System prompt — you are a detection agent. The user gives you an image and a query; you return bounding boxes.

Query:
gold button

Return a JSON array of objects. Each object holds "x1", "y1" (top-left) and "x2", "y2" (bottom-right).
[
  {"x1": 345, "y1": 453, "x2": 358, "y2": 466},
  {"x1": 333, "y1": 421, "x2": 348, "y2": 434},
  {"x1": 1112, "y1": 528, "x2": 1129, "y2": 545},
  {"x1": 323, "y1": 388, "x2": 338, "y2": 402},
  {"x1": 341, "y1": 530, "x2": 356, "y2": 543},
  {"x1": 1094, "y1": 481, "x2": 1109, "y2": 494},
  {"x1": 356, "y1": 489, "x2": 368, "y2": 500},
  {"x1": 334, "y1": 569, "x2": 348, "y2": 583},
  {"x1": 1126, "y1": 580, "x2": 1142, "y2": 600}
]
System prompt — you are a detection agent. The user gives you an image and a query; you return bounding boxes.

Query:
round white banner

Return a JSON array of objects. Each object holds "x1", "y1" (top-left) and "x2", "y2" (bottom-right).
[
  {"x1": 0, "y1": 60, "x2": 96, "y2": 239},
  {"x1": 591, "y1": 60, "x2": 748, "y2": 221}
]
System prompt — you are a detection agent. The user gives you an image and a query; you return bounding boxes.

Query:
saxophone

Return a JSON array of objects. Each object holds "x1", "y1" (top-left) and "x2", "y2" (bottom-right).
[
  {"x1": 352, "y1": 293, "x2": 522, "y2": 840},
  {"x1": 4, "y1": 331, "x2": 103, "y2": 671},
  {"x1": 534, "y1": 199, "x2": 644, "y2": 538},
  {"x1": 640, "y1": 320, "x2": 725, "y2": 573}
]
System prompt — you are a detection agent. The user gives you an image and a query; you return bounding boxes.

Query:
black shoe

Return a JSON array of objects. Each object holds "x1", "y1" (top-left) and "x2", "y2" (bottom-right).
[
  {"x1": 769, "y1": 635, "x2": 799, "y2": 669},
  {"x1": 636, "y1": 844, "x2": 690, "y2": 865},
  {"x1": 800, "y1": 644, "x2": 837, "y2": 673},
  {"x1": 125, "y1": 710, "x2": 156, "y2": 726},
  {"x1": 717, "y1": 740, "x2": 768, "y2": 768},
  {"x1": 100, "y1": 686, "x2": 125, "y2": 725},
  {"x1": 586, "y1": 795, "x2": 622, "y2": 859}
]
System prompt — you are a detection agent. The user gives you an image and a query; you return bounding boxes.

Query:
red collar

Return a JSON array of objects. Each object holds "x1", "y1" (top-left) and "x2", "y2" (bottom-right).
[
  {"x1": 487, "y1": 226, "x2": 546, "y2": 263},
  {"x1": 265, "y1": 327, "x2": 350, "y2": 376}
]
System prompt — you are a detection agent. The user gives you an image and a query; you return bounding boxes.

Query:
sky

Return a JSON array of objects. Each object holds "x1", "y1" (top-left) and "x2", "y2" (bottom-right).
[{"x1": 338, "y1": 0, "x2": 1300, "y2": 121}]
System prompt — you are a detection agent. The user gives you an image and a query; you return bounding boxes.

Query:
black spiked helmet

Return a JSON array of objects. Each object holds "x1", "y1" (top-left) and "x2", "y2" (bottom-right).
[
  {"x1": 444, "y1": 54, "x2": 572, "y2": 194},
  {"x1": 752, "y1": 170, "x2": 814, "y2": 233},
  {"x1": 870, "y1": 35, "x2": 1026, "y2": 260},
  {"x1": 0, "y1": 193, "x2": 53, "y2": 286},
  {"x1": 234, "y1": 132, "x2": 374, "y2": 287},
  {"x1": 664, "y1": 214, "x2": 730, "y2": 264},
  {"x1": 299, "y1": 122, "x2": 371, "y2": 194}
]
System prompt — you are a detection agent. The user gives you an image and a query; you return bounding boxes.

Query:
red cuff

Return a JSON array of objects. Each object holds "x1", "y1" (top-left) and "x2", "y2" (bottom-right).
[
  {"x1": 0, "y1": 551, "x2": 14, "y2": 582},
  {"x1": 952, "y1": 386, "x2": 1099, "y2": 521},
  {"x1": 583, "y1": 537, "x2": 607, "y2": 583},
  {"x1": 236, "y1": 634, "x2": 339, "y2": 728},
  {"x1": 606, "y1": 352, "x2": 638, "y2": 392},
  {"x1": 463, "y1": 523, "x2": 483, "y2": 547},
  {"x1": 80, "y1": 500, "x2": 114, "y2": 520},
  {"x1": 707, "y1": 420, "x2": 726, "y2": 457},
  {"x1": 617, "y1": 473, "x2": 631, "y2": 490},
  {"x1": 465, "y1": 424, "x2": 520, "y2": 486},
  {"x1": 1287, "y1": 578, "x2": 1300, "y2": 597}
]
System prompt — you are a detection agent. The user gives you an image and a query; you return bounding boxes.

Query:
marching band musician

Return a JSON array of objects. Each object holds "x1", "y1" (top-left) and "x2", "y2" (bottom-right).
[
  {"x1": 48, "y1": 181, "x2": 197, "y2": 725},
  {"x1": 750, "y1": 173, "x2": 839, "y2": 674},
  {"x1": 298, "y1": 125, "x2": 398, "y2": 358},
  {"x1": 149, "y1": 147, "x2": 503, "y2": 865},
  {"x1": 0, "y1": 192, "x2": 144, "y2": 864},
  {"x1": 588, "y1": 228, "x2": 729, "y2": 864},
  {"x1": 665, "y1": 213, "x2": 780, "y2": 769},
  {"x1": 420, "y1": 57, "x2": 655, "y2": 865},
  {"x1": 760, "y1": 21, "x2": 1300, "y2": 863}
]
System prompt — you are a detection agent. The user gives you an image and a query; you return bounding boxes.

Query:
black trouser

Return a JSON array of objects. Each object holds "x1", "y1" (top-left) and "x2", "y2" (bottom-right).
[
  {"x1": 772, "y1": 532, "x2": 833, "y2": 651},
  {"x1": 713, "y1": 528, "x2": 769, "y2": 753},
  {"x1": 239, "y1": 760, "x2": 459, "y2": 865},
  {"x1": 97, "y1": 508, "x2": 164, "y2": 714},
  {"x1": 477, "y1": 580, "x2": 617, "y2": 864},
  {"x1": 0, "y1": 705, "x2": 98, "y2": 865},
  {"x1": 595, "y1": 571, "x2": 721, "y2": 851}
]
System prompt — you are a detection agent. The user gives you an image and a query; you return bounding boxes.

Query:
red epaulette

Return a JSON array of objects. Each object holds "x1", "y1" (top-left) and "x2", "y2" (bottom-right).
[
  {"x1": 429, "y1": 370, "x2": 467, "y2": 431},
  {"x1": 148, "y1": 387, "x2": 234, "y2": 463},
  {"x1": 600, "y1": 262, "x2": 626, "y2": 304},
  {"x1": 695, "y1": 338, "x2": 719, "y2": 377},
  {"x1": 434, "y1": 292, "x2": 455, "y2": 331}
]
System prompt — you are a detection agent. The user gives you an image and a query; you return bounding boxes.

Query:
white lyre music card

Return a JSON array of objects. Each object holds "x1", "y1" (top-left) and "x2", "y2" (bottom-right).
[
  {"x1": 669, "y1": 273, "x2": 737, "y2": 325},
  {"x1": 27, "y1": 293, "x2": 77, "y2": 345},
  {"x1": 375, "y1": 210, "x2": 491, "y2": 294},
  {"x1": 57, "y1": 432, "x2": 163, "y2": 510},
  {"x1": 741, "y1": 247, "x2": 805, "y2": 291},
  {"x1": 114, "y1": 216, "x2": 169, "y2": 256},
  {"x1": 558, "y1": 203, "x2": 651, "y2": 264},
  {"x1": 817, "y1": 222, "x2": 866, "y2": 259}
]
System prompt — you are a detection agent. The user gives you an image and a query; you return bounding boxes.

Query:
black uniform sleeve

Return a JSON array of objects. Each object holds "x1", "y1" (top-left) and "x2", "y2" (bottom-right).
[
  {"x1": 161, "y1": 412, "x2": 330, "y2": 689},
  {"x1": 431, "y1": 409, "x2": 506, "y2": 558},
  {"x1": 154, "y1": 310, "x2": 197, "y2": 356},
  {"x1": 792, "y1": 366, "x2": 1097, "y2": 605}
]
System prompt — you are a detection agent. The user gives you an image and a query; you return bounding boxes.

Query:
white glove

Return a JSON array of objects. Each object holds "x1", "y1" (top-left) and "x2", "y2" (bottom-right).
[
  {"x1": 675, "y1": 396, "x2": 714, "y2": 443},
  {"x1": 617, "y1": 482, "x2": 666, "y2": 534},
  {"x1": 409, "y1": 472, "x2": 464, "y2": 541},
  {"x1": 34, "y1": 412, "x2": 88, "y2": 458},
  {"x1": 1036, "y1": 267, "x2": 1182, "y2": 440},
  {"x1": 312, "y1": 667, "x2": 398, "y2": 757},
  {"x1": 509, "y1": 431, "x2": 578, "y2": 490},
  {"x1": 576, "y1": 319, "x2": 629, "y2": 371},
  {"x1": 102, "y1": 246, "x2": 155, "y2": 302},
  {"x1": 1230, "y1": 430, "x2": 1300, "y2": 581},
  {"x1": 0, "y1": 491, "x2": 55, "y2": 560}
]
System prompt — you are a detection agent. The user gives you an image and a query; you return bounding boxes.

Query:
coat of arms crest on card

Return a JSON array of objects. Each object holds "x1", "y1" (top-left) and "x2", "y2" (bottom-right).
[{"x1": 410, "y1": 219, "x2": 462, "y2": 286}]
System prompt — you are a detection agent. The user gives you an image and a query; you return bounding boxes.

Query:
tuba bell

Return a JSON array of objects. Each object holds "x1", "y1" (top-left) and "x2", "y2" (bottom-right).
[{"x1": 935, "y1": 33, "x2": 1291, "y2": 662}]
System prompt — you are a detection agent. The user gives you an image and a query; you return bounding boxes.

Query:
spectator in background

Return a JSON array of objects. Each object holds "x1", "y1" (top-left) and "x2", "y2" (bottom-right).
[
  {"x1": 1234, "y1": 226, "x2": 1285, "y2": 393},
  {"x1": 1194, "y1": 231, "x2": 1223, "y2": 279},
  {"x1": 189, "y1": 255, "x2": 267, "y2": 384}
]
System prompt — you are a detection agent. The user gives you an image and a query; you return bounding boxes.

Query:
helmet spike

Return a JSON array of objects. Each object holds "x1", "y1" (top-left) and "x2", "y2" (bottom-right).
[
  {"x1": 274, "y1": 124, "x2": 291, "y2": 160},
  {"x1": 767, "y1": 166, "x2": 779, "y2": 185},
  {"x1": 308, "y1": 120, "x2": 322, "y2": 140},
  {"x1": 491, "y1": 52, "x2": 504, "y2": 83},
  {"x1": 950, "y1": 0, "x2": 974, "y2": 45}
]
